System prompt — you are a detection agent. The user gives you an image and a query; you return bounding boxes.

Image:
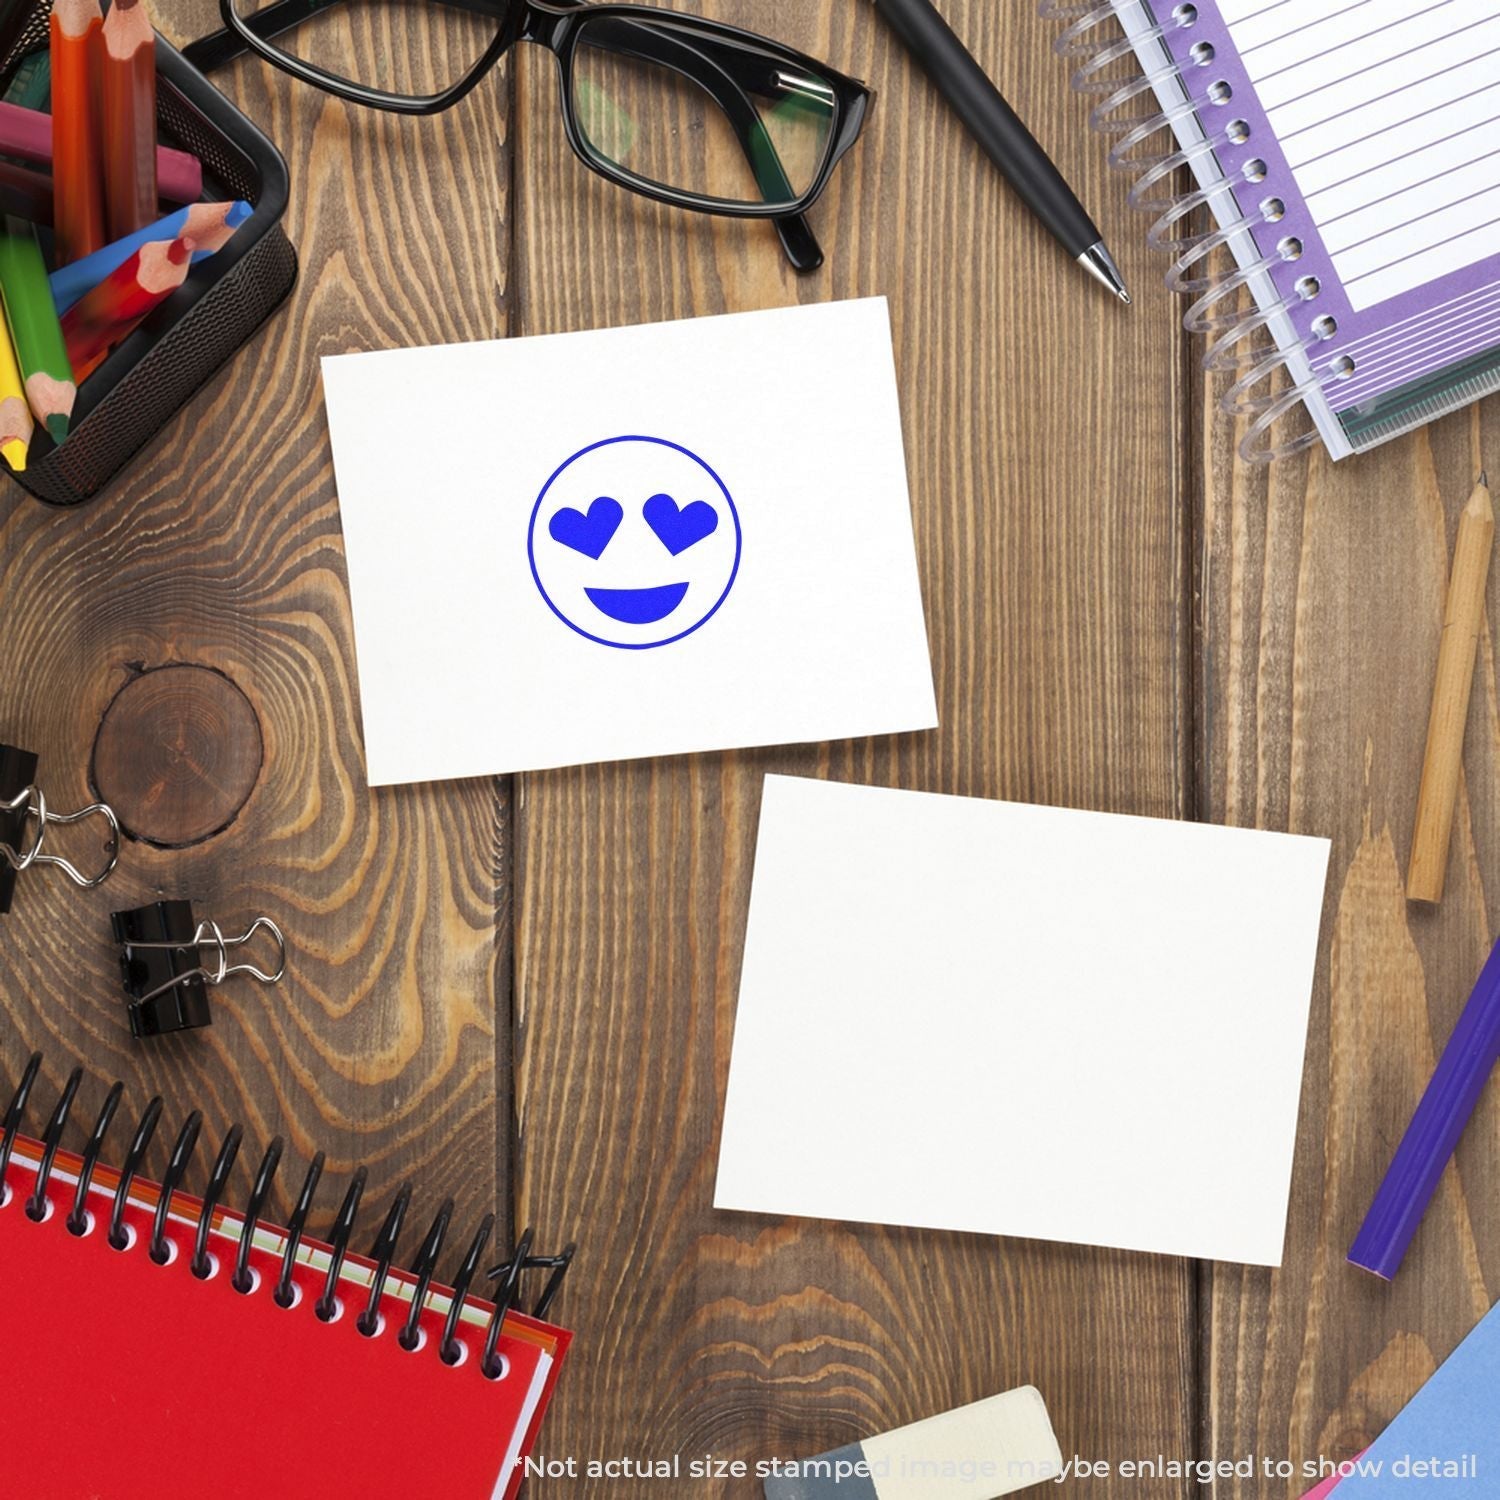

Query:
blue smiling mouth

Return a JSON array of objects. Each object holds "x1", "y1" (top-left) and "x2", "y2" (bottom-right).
[{"x1": 585, "y1": 583, "x2": 689, "y2": 625}]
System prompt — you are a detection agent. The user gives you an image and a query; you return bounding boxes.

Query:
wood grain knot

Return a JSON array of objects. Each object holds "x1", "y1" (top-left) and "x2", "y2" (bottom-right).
[{"x1": 92, "y1": 665, "x2": 264, "y2": 847}]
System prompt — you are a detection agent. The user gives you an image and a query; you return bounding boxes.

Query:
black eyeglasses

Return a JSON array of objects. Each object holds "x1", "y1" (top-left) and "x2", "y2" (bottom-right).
[{"x1": 182, "y1": 0, "x2": 872, "y2": 271}]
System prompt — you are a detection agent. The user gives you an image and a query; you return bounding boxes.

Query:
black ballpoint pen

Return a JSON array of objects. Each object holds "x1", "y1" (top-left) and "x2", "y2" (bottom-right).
[{"x1": 871, "y1": 0, "x2": 1131, "y2": 303}]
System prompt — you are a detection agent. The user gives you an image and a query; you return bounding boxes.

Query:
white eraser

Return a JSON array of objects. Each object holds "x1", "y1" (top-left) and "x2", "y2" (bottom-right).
[
  {"x1": 764, "y1": 1385, "x2": 1063, "y2": 1500},
  {"x1": 863, "y1": 1387, "x2": 1063, "y2": 1499}
]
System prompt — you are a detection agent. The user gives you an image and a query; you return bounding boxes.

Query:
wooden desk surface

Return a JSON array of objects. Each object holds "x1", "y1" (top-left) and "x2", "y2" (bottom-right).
[{"x1": 2, "y1": 2, "x2": 1496, "y2": 1494}]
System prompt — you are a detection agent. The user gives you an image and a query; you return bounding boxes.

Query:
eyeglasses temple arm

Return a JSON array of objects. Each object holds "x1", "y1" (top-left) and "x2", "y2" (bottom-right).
[{"x1": 181, "y1": 1, "x2": 823, "y2": 271}]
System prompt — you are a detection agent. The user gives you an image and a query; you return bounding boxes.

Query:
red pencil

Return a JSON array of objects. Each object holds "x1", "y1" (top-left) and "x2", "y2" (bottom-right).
[
  {"x1": 101, "y1": 0, "x2": 157, "y2": 240},
  {"x1": 51, "y1": 0, "x2": 106, "y2": 263},
  {"x1": 62, "y1": 235, "x2": 192, "y2": 381}
]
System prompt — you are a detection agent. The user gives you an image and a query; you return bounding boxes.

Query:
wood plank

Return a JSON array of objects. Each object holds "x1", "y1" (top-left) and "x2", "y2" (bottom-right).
[
  {"x1": 0, "y1": 9, "x2": 514, "y2": 1256},
  {"x1": 511, "y1": 2, "x2": 1197, "y2": 1489},
  {"x1": 1200, "y1": 362, "x2": 1500, "y2": 1485}
]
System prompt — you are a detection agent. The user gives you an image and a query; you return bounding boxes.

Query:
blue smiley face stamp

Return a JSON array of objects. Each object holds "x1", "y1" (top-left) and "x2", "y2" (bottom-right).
[{"x1": 528, "y1": 436, "x2": 742, "y2": 649}]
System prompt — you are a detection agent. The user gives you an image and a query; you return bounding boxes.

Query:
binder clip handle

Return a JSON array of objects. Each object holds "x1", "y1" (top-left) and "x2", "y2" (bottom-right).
[
  {"x1": 112, "y1": 902, "x2": 287, "y2": 1039},
  {"x1": 198, "y1": 916, "x2": 288, "y2": 990},
  {"x1": 125, "y1": 916, "x2": 287, "y2": 1003},
  {"x1": 1, "y1": 785, "x2": 121, "y2": 890}
]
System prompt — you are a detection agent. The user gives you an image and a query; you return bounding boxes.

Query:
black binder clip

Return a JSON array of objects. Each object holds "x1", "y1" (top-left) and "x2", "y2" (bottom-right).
[
  {"x1": 111, "y1": 900, "x2": 287, "y2": 1039},
  {"x1": 1, "y1": 742, "x2": 120, "y2": 916}
]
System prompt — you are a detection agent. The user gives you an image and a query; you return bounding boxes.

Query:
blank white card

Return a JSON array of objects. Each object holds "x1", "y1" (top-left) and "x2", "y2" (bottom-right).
[{"x1": 715, "y1": 776, "x2": 1331, "y2": 1266}]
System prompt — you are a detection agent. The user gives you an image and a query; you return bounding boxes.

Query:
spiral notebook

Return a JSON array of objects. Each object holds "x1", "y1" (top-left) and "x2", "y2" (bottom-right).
[
  {"x1": 0, "y1": 1057, "x2": 573, "y2": 1500},
  {"x1": 1053, "y1": 0, "x2": 1500, "y2": 462}
]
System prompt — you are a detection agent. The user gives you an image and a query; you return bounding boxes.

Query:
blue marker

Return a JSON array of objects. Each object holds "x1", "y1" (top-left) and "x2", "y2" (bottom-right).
[{"x1": 50, "y1": 200, "x2": 253, "y2": 314}]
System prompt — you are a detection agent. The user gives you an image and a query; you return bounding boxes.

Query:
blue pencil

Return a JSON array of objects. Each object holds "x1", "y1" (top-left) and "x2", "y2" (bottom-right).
[{"x1": 50, "y1": 199, "x2": 251, "y2": 313}]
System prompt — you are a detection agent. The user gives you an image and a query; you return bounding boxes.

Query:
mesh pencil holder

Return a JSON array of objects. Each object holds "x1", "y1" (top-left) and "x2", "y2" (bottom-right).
[{"x1": 0, "y1": 23, "x2": 296, "y2": 507}]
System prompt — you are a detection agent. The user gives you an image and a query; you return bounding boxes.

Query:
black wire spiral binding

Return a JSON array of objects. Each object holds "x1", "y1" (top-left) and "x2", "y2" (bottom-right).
[
  {"x1": 109, "y1": 1095, "x2": 162, "y2": 1250},
  {"x1": 316, "y1": 1165, "x2": 367, "y2": 1321},
  {"x1": 483, "y1": 1226, "x2": 533, "y2": 1377},
  {"x1": 2, "y1": 1054, "x2": 576, "y2": 1375},
  {"x1": 67, "y1": 1079, "x2": 122, "y2": 1235},
  {"x1": 151, "y1": 1110, "x2": 203, "y2": 1263},
  {"x1": 0, "y1": 1049, "x2": 40, "y2": 1204},
  {"x1": 192, "y1": 1124, "x2": 243, "y2": 1277},
  {"x1": 358, "y1": 1182, "x2": 411, "y2": 1336},
  {"x1": 275, "y1": 1150, "x2": 324, "y2": 1308},
  {"x1": 26, "y1": 1064, "x2": 81, "y2": 1220},
  {"x1": 399, "y1": 1195, "x2": 453, "y2": 1351},
  {"x1": 233, "y1": 1135, "x2": 283, "y2": 1293},
  {"x1": 528, "y1": 1245, "x2": 576, "y2": 1322},
  {"x1": 441, "y1": 1213, "x2": 494, "y2": 1365}
]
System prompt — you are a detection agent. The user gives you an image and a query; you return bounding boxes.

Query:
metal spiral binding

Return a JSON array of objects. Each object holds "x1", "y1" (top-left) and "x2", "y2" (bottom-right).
[
  {"x1": 1040, "y1": 0, "x2": 1332, "y2": 463},
  {"x1": 1, "y1": 1054, "x2": 576, "y2": 1379}
]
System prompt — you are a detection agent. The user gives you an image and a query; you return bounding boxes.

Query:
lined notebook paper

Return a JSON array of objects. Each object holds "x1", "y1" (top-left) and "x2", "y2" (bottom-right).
[
  {"x1": 1066, "y1": 0, "x2": 1500, "y2": 460},
  {"x1": 1227, "y1": 0, "x2": 1500, "y2": 314}
]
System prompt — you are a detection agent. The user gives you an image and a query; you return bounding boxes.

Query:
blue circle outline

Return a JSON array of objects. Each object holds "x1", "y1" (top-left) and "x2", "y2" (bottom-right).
[{"x1": 527, "y1": 434, "x2": 743, "y2": 650}]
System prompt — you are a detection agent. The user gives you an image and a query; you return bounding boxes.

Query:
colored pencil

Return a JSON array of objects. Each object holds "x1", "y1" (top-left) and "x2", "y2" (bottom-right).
[
  {"x1": 1349, "y1": 933, "x2": 1500, "y2": 1279},
  {"x1": 0, "y1": 219, "x2": 75, "y2": 442},
  {"x1": 0, "y1": 101, "x2": 201, "y2": 204},
  {"x1": 50, "y1": 0, "x2": 106, "y2": 264},
  {"x1": 0, "y1": 162, "x2": 207, "y2": 234},
  {"x1": 101, "y1": 0, "x2": 158, "y2": 240},
  {"x1": 51, "y1": 200, "x2": 250, "y2": 314},
  {"x1": 0, "y1": 158, "x2": 57, "y2": 226},
  {"x1": 0, "y1": 314, "x2": 33, "y2": 471},
  {"x1": 1407, "y1": 473, "x2": 1494, "y2": 903},
  {"x1": 62, "y1": 234, "x2": 192, "y2": 381}
]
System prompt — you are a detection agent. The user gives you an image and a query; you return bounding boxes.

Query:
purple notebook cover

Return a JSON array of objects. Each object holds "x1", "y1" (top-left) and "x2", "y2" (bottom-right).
[{"x1": 1142, "y1": 0, "x2": 1500, "y2": 421}]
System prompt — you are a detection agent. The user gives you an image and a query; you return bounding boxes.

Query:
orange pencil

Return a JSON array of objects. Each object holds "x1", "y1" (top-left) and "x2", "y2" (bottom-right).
[
  {"x1": 51, "y1": 0, "x2": 107, "y2": 264},
  {"x1": 62, "y1": 235, "x2": 192, "y2": 381},
  {"x1": 101, "y1": 0, "x2": 157, "y2": 241}
]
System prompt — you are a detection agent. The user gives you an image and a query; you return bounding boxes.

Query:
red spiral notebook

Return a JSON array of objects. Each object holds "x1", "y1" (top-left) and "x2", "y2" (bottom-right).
[{"x1": 0, "y1": 1076, "x2": 572, "y2": 1500}]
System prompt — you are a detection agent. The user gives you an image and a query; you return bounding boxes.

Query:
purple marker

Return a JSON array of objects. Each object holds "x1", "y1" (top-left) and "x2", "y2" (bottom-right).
[{"x1": 1349, "y1": 935, "x2": 1500, "y2": 1279}]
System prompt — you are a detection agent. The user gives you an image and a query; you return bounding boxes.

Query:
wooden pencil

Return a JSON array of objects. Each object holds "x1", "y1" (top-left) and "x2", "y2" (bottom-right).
[
  {"x1": 1407, "y1": 472, "x2": 1495, "y2": 904},
  {"x1": 0, "y1": 219, "x2": 76, "y2": 442},
  {"x1": 101, "y1": 0, "x2": 158, "y2": 240},
  {"x1": 51, "y1": 0, "x2": 106, "y2": 264},
  {"x1": 0, "y1": 162, "x2": 212, "y2": 236},
  {"x1": 0, "y1": 312, "x2": 33, "y2": 471},
  {"x1": 62, "y1": 234, "x2": 192, "y2": 381},
  {"x1": 51, "y1": 200, "x2": 249, "y2": 313},
  {"x1": 0, "y1": 101, "x2": 202, "y2": 204},
  {"x1": 0, "y1": 158, "x2": 57, "y2": 226}
]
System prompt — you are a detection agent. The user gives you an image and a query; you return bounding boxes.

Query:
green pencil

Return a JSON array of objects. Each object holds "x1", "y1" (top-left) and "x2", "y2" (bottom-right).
[{"x1": 0, "y1": 218, "x2": 75, "y2": 443}]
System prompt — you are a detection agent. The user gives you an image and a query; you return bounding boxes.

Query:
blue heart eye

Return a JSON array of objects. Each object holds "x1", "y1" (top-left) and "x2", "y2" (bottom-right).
[
  {"x1": 549, "y1": 496, "x2": 624, "y2": 559},
  {"x1": 643, "y1": 492, "x2": 719, "y2": 555}
]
